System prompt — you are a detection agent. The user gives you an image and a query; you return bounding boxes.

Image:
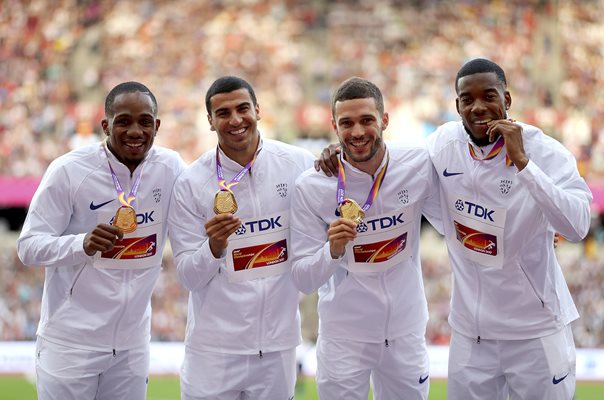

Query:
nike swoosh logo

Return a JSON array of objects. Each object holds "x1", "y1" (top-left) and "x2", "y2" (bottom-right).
[
  {"x1": 443, "y1": 168, "x2": 464, "y2": 177},
  {"x1": 90, "y1": 199, "x2": 116, "y2": 210},
  {"x1": 419, "y1": 374, "x2": 429, "y2": 384},
  {"x1": 552, "y1": 373, "x2": 569, "y2": 385}
]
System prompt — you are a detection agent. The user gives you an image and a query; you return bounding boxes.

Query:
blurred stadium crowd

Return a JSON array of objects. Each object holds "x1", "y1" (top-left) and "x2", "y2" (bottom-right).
[{"x1": 1, "y1": 0, "x2": 603, "y2": 347}]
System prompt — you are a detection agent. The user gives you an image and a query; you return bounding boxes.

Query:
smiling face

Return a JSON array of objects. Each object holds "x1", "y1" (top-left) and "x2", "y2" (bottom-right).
[
  {"x1": 456, "y1": 72, "x2": 511, "y2": 146},
  {"x1": 333, "y1": 97, "x2": 388, "y2": 174},
  {"x1": 102, "y1": 91, "x2": 159, "y2": 172},
  {"x1": 208, "y1": 88, "x2": 260, "y2": 166}
]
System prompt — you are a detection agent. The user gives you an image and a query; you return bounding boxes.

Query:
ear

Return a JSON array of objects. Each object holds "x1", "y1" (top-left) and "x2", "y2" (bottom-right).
[
  {"x1": 101, "y1": 120, "x2": 109, "y2": 136},
  {"x1": 381, "y1": 112, "x2": 389, "y2": 131},
  {"x1": 207, "y1": 114, "x2": 216, "y2": 132},
  {"x1": 455, "y1": 98, "x2": 461, "y2": 115},
  {"x1": 155, "y1": 119, "x2": 161, "y2": 134},
  {"x1": 331, "y1": 118, "x2": 337, "y2": 131},
  {"x1": 255, "y1": 103, "x2": 261, "y2": 121},
  {"x1": 505, "y1": 91, "x2": 512, "y2": 111}
]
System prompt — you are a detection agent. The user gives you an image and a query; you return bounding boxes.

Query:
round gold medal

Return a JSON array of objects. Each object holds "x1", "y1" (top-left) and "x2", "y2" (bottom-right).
[
  {"x1": 113, "y1": 206, "x2": 137, "y2": 233},
  {"x1": 214, "y1": 190, "x2": 238, "y2": 214},
  {"x1": 339, "y1": 199, "x2": 365, "y2": 224}
]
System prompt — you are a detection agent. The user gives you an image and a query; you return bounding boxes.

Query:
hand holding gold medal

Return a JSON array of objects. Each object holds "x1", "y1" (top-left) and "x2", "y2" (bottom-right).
[
  {"x1": 339, "y1": 199, "x2": 365, "y2": 224},
  {"x1": 214, "y1": 190, "x2": 238, "y2": 214}
]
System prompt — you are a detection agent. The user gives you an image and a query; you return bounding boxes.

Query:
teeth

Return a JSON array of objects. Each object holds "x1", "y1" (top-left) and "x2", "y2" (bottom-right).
[{"x1": 231, "y1": 128, "x2": 246, "y2": 135}]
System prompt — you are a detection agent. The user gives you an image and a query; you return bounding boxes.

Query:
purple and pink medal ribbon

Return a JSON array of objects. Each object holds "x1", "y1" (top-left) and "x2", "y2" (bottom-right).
[
  {"x1": 215, "y1": 146, "x2": 257, "y2": 192},
  {"x1": 468, "y1": 134, "x2": 514, "y2": 167},
  {"x1": 104, "y1": 143, "x2": 144, "y2": 207},
  {"x1": 336, "y1": 152, "x2": 389, "y2": 214}
]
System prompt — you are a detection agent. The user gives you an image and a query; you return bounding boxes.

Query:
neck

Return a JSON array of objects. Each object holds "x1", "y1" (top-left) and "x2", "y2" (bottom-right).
[
  {"x1": 346, "y1": 143, "x2": 386, "y2": 176},
  {"x1": 464, "y1": 124, "x2": 497, "y2": 147},
  {"x1": 107, "y1": 141, "x2": 140, "y2": 174},
  {"x1": 220, "y1": 132, "x2": 260, "y2": 167}
]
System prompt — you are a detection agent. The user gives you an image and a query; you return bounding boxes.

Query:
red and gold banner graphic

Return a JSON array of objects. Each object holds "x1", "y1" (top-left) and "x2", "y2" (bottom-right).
[
  {"x1": 231, "y1": 239, "x2": 288, "y2": 271},
  {"x1": 454, "y1": 221, "x2": 498, "y2": 256},
  {"x1": 101, "y1": 234, "x2": 157, "y2": 259},
  {"x1": 352, "y1": 232, "x2": 407, "y2": 263}
]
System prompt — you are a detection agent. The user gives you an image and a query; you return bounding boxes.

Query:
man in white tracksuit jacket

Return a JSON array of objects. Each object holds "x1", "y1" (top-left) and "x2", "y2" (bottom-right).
[
  {"x1": 167, "y1": 76, "x2": 314, "y2": 399},
  {"x1": 17, "y1": 82, "x2": 185, "y2": 400},
  {"x1": 291, "y1": 77, "x2": 442, "y2": 399},
  {"x1": 426, "y1": 58, "x2": 592, "y2": 400}
]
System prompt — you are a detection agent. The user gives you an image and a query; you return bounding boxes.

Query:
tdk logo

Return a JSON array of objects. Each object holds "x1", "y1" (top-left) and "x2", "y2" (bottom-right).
[
  {"x1": 235, "y1": 216, "x2": 282, "y2": 235},
  {"x1": 365, "y1": 213, "x2": 404, "y2": 231},
  {"x1": 109, "y1": 211, "x2": 155, "y2": 225},
  {"x1": 456, "y1": 200, "x2": 495, "y2": 222}
]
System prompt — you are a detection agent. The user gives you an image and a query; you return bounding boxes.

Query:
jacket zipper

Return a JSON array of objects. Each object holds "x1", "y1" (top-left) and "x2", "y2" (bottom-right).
[
  {"x1": 111, "y1": 269, "x2": 132, "y2": 353},
  {"x1": 379, "y1": 272, "x2": 392, "y2": 348},
  {"x1": 518, "y1": 263, "x2": 545, "y2": 307},
  {"x1": 470, "y1": 162, "x2": 482, "y2": 343},
  {"x1": 69, "y1": 264, "x2": 87, "y2": 296},
  {"x1": 248, "y1": 168, "x2": 266, "y2": 357}
]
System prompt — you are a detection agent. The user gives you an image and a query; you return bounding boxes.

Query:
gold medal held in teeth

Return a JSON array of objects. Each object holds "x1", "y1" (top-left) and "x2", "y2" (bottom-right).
[
  {"x1": 113, "y1": 206, "x2": 137, "y2": 233},
  {"x1": 339, "y1": 199, "x2": 365, "y2": 224},
  {"x1": 214, "y1": 190, "x2": 238, "y2": 214}
]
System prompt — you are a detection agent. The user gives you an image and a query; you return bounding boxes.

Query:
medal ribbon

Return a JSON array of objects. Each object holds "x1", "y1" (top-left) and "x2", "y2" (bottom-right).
[
  {"x1": 215, "y1": 146, "x2": 258, "y2": 192},
  {"x1": 468, "y1": 135, "x2": 513, "y2": 166},
  {"x1": 336, "y1": 152, "x2": 389, "y2": 212},
  {"x1": 103, "y1": 143, "x2": 145, "y2": 208}
]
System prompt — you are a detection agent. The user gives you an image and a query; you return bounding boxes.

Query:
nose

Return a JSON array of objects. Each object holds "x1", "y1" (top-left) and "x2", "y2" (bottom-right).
[
  {"x1": 471, "y1": 99, "x2": 487, "y2": 114},
  {"x1": 350, "y1": 123, "x2": 364, "y2": 137},
  {"x1": 127, "y1": 123, "x2": 144, "y2": 136},
  {"x1": 229, "y1": 112, "x2": 243, "y2": 126}
]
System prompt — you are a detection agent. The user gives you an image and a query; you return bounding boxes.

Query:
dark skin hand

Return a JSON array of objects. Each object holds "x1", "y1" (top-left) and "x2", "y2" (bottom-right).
[
  {"x1": 486, "y1": 119, "x2": 529, "y2": 171},
  {"x1": 83, "y1": 224, "x2": 124, "y2": 256},
  {"x1": 314, "y1": 143, "x2": 341, "y2": 177},
  {"x1": 206, "y1": 213, "x2": 242, "y2": 258}
]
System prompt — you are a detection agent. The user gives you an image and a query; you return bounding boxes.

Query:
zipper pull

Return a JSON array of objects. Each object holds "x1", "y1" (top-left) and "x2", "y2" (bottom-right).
[
  {"x1": 384, "y1": 339, "x2": 389, "y2": 347},
  {"x1": 477, "y1": 336, "x2": 481, "y2": 344},
  {"x1": 259, "y1": 350, "x2": 263, "y2": 358},
  {"x1": 113, "y1": 349, "x2": 117, "y2": 357}
]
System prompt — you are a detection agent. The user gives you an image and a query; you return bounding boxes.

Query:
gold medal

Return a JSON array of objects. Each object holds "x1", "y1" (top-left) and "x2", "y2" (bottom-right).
[
  {"x1": 113, "y1": 206, "x2": 137, "y2": 233},
  {"x1": 214, "y1": 190, "x2": 238, "y2": 214},
  {"x1": 339, "y1": 199, "x2": 365, "y2": 224}
]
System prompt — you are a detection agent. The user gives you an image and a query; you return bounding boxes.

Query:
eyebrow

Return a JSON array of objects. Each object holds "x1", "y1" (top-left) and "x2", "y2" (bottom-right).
[{"x1": 214, "y1": 101, "x2": 251, "y2": 114}]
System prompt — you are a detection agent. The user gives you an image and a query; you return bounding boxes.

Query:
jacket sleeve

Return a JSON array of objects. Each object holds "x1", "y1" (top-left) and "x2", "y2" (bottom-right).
[
  {"x1": 517, "y1": 150, "x2": 592, "y2": 243},
  {"x1": 421, "y1": 162, "x2": 444, "y2": 235},
  {"x1": 168, "y1": 177, "x2": 223, "y2": 291},
  {"x1": 290, "y1": 177, "x2": 345, "y2": 294},
  {"x1": 17, "y1": 164, "x2": 91, "y2": 268}
]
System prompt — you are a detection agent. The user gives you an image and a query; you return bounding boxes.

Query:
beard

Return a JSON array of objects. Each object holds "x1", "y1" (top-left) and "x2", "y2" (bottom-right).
[
  {"x1": 463, "y1": 124, "x2": 498, "y2": 147},
  {"x1": 341, "y1": 135, "x2": 384, "y2": 163}
]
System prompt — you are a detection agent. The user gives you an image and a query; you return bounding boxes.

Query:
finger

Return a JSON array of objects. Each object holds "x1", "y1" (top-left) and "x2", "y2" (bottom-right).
[
  {"x1": 319, "y1": 148, "x2": 334, "y2": 177},
  {"x1": 206, "y1": 219, "x2": 241, "y2": 239},
  {"x1": 95, "y1": 223, "x2": 123, "y2": 240},
  {"x1": 88, "y1": 235, "x2": 116, "y2": 251}
]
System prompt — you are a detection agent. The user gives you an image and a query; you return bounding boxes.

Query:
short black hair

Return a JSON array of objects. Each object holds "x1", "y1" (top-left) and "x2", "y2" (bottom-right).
[
  {"x1": 205, "y1": 76, "x2": 257, "y2": 114},
  {"x1": 455, "y1": 58, "x2": 507, "y2": 93},
  {"x1": 105, "y1": 81, "x2": 158, "y2": 117},
  {"x1": 331, "y1": 77, "x2": 384, "y2": 118}
]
